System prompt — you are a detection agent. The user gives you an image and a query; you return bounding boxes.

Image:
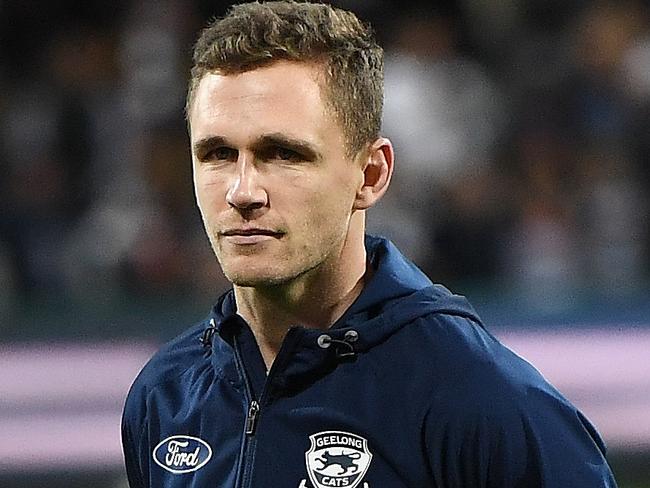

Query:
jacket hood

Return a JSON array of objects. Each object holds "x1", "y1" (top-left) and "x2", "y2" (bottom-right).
[{"x1": 206, "y1": 235, "x2": 481, "y2": 364}]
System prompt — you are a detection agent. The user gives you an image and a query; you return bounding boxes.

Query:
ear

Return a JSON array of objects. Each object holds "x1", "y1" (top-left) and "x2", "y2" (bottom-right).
[{"x1": 353, "y1": 137, "x2": 394, "y2": 210}]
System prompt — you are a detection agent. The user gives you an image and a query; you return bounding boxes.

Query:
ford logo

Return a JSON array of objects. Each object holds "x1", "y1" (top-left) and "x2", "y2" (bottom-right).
[{"x1": 153, "y1": 435, "x2": 213, "y2": 474}]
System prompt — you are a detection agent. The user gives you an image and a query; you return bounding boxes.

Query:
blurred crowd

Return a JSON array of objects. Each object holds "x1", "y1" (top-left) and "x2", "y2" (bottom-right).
[{"x1": 1, "y1": 0, "x2": 649, "y2": 323}]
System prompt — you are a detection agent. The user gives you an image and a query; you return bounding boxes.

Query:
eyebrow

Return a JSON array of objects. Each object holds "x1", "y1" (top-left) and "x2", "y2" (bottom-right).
[
  {"x1": 192, "y1": 136, "x2": 229, "y2": 158},
  {"x1": 192, "y1": 133, "x2": 321, "y2": 161}
]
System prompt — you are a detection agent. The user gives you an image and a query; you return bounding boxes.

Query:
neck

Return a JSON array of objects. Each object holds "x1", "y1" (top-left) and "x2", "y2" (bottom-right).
[{"x1": 234, "y1": 225, "x2": 368, "y2": 369}]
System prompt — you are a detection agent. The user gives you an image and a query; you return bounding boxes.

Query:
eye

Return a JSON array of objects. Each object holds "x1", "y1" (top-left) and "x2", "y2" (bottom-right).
[
  {"x1": 268, "y1": 146, "x2": 301, "y2": 162},
  {"x1": 203, "y1": 147, "x2": 237, "y2": 162}
]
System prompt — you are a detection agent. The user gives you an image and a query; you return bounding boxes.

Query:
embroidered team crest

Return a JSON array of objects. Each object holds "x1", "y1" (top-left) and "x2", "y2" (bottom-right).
[{"x1": 305, "y1": 431, "x2": 372, "y2": 488}]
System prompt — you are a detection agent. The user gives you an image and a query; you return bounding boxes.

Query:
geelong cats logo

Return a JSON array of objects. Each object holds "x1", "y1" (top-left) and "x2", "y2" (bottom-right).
[
  {"x1": 153, "y1": 435, "x2": 212, "y2": 474},
  {"x1": 305, "y1": 431, "x2": 372, "y2": 488}
]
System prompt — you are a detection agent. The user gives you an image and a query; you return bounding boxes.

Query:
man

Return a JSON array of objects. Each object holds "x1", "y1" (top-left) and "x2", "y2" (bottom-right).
[{"x1": 121, "y1": 2, "x2": 618, "y2": 487}]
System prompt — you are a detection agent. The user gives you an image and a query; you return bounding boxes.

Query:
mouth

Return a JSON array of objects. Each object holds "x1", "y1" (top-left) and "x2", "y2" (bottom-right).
[
  {"x1": 220, "y1": 228, "x2": 284, "y2": 245},
  {"x1": 221, "y1": 228, "x2": 283, "y2": 237}
]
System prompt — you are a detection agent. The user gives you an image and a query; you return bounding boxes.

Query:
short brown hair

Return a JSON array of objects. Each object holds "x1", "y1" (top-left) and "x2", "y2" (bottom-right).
[{"x1": 187, "y1": 0, "x2": 384, "y2": 156}]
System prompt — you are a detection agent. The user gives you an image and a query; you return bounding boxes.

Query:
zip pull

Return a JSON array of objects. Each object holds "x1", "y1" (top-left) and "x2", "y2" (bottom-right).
[{"x1": 245, "y1": 400, "x2": 260, "y2": 435}]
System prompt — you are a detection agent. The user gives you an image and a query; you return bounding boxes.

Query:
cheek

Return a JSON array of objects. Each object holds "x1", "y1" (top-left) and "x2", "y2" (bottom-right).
[
  {"x1": 297, "y1": 178, "x2": 357, "y2": 231},
  {"x1": 321, "y1": 172, "x2": 359, "y2": 212},
  {"x1": 195, "y1": 174, "x2": 227, "y2": 212}
]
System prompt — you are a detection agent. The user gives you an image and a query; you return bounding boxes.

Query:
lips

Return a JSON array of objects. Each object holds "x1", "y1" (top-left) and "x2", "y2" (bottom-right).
[
  {"x1": 221, "y1": 228, "x2": 282, "y2": 237},
  {"x1": 219, "y1": 228, "x2": 284, "y2": 245}
]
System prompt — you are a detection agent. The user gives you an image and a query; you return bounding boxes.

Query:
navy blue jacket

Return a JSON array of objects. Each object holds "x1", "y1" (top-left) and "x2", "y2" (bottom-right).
[{"x1": 122, "y1": 236, "x2": 617, "y2": 487}]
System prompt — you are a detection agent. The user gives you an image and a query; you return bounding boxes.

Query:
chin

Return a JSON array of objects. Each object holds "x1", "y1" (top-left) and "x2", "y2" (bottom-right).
[
  {"x1": 218, "y1": 250, "x2": 324, "y2": 289},
  {"x1": 224, "y1": 267, "x2": 294, "y2": 288}
]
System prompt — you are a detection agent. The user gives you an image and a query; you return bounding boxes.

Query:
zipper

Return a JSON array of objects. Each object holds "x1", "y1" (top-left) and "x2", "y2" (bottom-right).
[
  {"x1": 245, "y1": 400, "x2": 260, "y2": 435},
  {"x1": 233, "y1": 327, "x2": 302, "y2": 487},
  {"x1": 233, "y1": 334, "x2": 259, "y2": 488}
]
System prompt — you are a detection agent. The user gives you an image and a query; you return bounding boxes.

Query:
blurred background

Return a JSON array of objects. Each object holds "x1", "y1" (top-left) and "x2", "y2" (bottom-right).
[{"x1": 0, "y1": 0, "x2": 648, "y2": 486}]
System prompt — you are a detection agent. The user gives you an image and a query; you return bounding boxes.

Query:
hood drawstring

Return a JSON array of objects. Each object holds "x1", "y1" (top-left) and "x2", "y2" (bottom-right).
[
  {"x1": 317, "y1": 330, "x2": 359, "y2": 359},
  {"x1": 201, "y1": 319, "x2": 217, "y2": 348},
  {"x1": 202, "y1": 317, "x2": 361, "y2": 358}
]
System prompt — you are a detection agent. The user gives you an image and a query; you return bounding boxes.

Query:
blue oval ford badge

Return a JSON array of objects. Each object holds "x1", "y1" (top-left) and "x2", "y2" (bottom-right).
[{"x1": 153, "y1": 435, "x2": 213, "y2": 474}]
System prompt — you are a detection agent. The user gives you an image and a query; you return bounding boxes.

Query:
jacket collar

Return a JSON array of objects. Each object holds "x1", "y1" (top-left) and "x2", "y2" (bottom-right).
[{"x1": 205, "y1": 235, "x2": 481, "y2": 386}]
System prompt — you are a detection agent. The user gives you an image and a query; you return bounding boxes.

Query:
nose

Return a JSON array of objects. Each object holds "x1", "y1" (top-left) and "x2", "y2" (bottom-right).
[{"x1": 226, "y1": 155, "x2": 268, "y2": 210}]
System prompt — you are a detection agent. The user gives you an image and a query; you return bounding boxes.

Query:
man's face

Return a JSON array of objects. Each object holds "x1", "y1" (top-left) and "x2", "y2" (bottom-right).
[{"x1": 189, "y1": 61, "x2": 365, "y2": 287}]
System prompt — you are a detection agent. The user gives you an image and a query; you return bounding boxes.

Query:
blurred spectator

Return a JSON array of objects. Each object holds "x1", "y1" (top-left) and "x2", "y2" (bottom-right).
[
  {"x1": 0, "y1": 25, "x2": 105, "y2": 295},
  {"x1": 374, "y1": 6, "x2": 504, "y2": 274},
  {"x1": 501, "y1": 125, "x2": 583, "y2": 310},
  {"x1": 575, "y1": 150, "x2": 646, "y2": 294}
]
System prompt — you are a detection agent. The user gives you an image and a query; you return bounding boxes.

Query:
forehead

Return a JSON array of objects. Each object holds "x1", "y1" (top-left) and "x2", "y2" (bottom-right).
[{"x1": 189, "y1": 61, "x2": 340, "y2": 144}]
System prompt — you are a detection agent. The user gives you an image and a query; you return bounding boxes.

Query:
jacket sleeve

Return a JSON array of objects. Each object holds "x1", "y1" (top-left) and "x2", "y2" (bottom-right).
[
  {"x1": 121, "y1": 383, "x2": 149, "y2": 488},
  {"x1": 424, "y1": 380, "x2": 618, "y2": 487}
]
